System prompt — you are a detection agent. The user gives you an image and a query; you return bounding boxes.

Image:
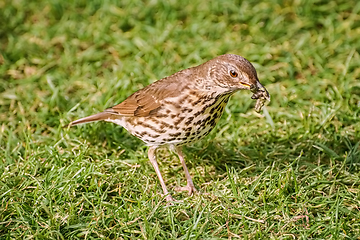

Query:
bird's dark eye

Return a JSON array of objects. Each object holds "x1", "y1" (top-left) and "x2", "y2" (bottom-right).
[{"x1": 230, "y1": 70, "x2": 238, "y2": 78}]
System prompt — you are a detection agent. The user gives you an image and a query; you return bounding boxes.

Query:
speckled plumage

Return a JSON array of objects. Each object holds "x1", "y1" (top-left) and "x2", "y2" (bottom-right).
[{"x1": 67, "y1": 54, "x2": 270, "y2": 203}]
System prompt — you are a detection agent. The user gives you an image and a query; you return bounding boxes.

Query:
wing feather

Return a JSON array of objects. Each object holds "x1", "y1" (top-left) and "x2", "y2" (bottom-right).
[{"x1": 108, "y1": 68, "x2": 195, "y2": 117}]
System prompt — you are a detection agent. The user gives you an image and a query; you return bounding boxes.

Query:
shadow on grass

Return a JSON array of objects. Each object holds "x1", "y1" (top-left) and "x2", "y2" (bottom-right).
[{"x1": 185, "y1": 131, "x2": 360, "y2": 181}]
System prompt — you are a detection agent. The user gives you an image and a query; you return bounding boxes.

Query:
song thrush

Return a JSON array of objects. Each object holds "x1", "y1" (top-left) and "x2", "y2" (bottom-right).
[{"x1": 66, "y1": 54, "x2": 270, "y2": 202}]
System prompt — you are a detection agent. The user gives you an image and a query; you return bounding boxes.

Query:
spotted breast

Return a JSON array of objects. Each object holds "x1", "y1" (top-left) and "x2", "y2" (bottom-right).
[{"x1": 109, "y1": 90, "x2": 231, "y2": 146}]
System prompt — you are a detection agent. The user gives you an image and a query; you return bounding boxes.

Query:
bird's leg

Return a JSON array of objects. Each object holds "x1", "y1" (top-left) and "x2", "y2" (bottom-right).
[
  {"x1": 172, "y1": 146, "x2": 198, "y2": 195},
  {"x1": 148, "y1": 146, "x2": 175, "y2": 203}
]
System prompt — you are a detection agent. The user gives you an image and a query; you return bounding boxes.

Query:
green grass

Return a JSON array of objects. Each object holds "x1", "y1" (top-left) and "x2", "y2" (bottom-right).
[{"x1": 1, "y1": 0, "x2": 360, "y2": 239}]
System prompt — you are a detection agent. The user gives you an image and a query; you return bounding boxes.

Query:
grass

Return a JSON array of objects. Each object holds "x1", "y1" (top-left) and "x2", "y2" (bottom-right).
[{"x1": 1, "y1": 0, "x2": 360, "y2": 239}]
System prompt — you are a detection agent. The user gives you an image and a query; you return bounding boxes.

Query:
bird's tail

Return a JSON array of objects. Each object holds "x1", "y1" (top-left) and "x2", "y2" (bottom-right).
[{"x1": 64, "y1": 112, "x2": 113, "y2": 128}]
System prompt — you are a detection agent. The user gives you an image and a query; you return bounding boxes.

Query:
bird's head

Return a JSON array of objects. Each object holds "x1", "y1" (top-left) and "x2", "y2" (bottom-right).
[{"x1": 205, "y1": 54, "x2": 270, "y2": 101}]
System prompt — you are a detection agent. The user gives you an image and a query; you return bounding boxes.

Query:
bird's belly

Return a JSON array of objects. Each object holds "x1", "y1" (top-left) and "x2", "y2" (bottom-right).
[{"x1": 111, "y1": 94, "x2": 231, "y2": 146}]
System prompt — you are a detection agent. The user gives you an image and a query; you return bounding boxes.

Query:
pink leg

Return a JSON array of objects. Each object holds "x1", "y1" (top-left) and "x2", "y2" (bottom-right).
[
  {"x1": 148, "y1": 146, "x2": 175, "y2": 203},
  {"x1": 172, "y1": 146, "x2": 198, "y2": 195}
]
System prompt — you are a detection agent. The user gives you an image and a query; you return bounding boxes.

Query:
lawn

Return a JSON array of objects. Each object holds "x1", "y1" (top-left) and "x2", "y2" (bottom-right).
[{"x1": 1, "y1": 0, "x2": 360, "y2": 239}]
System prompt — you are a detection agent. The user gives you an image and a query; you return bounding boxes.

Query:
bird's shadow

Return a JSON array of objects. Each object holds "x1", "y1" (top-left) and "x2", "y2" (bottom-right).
[
  {"x1": 180, "y1": 131, "x2": 360, "y2": 182},
  {"x1": 182, "y1": 139, "x2": 272, "y2": 183}
]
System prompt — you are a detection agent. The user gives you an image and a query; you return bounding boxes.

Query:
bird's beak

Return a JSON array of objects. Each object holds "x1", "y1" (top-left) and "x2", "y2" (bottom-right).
[{"x1": 240, "y1": 82, "x2": 252, "y2": 88}]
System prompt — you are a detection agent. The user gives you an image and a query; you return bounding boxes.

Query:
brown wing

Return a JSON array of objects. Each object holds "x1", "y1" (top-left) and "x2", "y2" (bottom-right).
[
  {"x1": 66, "y1": 67, "x2": 202, "y2": 127},
  {"x1": 106, "y1": 68, "x2": 195, "y2": 117}
]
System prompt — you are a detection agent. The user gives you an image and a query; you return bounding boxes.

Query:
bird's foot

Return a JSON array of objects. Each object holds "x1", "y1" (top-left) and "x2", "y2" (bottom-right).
[
  {"x1": 174, "y1": 183, "x2": 198, "y2": 196},
  {"x1": 165, "y1": 194, "x2": 175, "y2": 202},
  {"x1": 162, "y1": 194, "x2": 181, "y2": 205}
]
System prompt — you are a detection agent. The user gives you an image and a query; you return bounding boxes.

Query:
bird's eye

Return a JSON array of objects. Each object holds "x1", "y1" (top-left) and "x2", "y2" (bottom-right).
[{"x1": 230, "y1": 70, "x2": 238, "y2": 78}]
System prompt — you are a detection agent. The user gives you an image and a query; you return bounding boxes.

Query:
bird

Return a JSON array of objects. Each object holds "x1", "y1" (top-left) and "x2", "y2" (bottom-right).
[{"x1": 66, "y1": 54, "x2": 270, "y2": 203}]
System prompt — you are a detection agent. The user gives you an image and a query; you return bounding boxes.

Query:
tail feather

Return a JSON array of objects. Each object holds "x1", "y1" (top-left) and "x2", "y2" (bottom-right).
[{"x1": 64, "y1": 112, "x2": 112, "y2": 128}]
